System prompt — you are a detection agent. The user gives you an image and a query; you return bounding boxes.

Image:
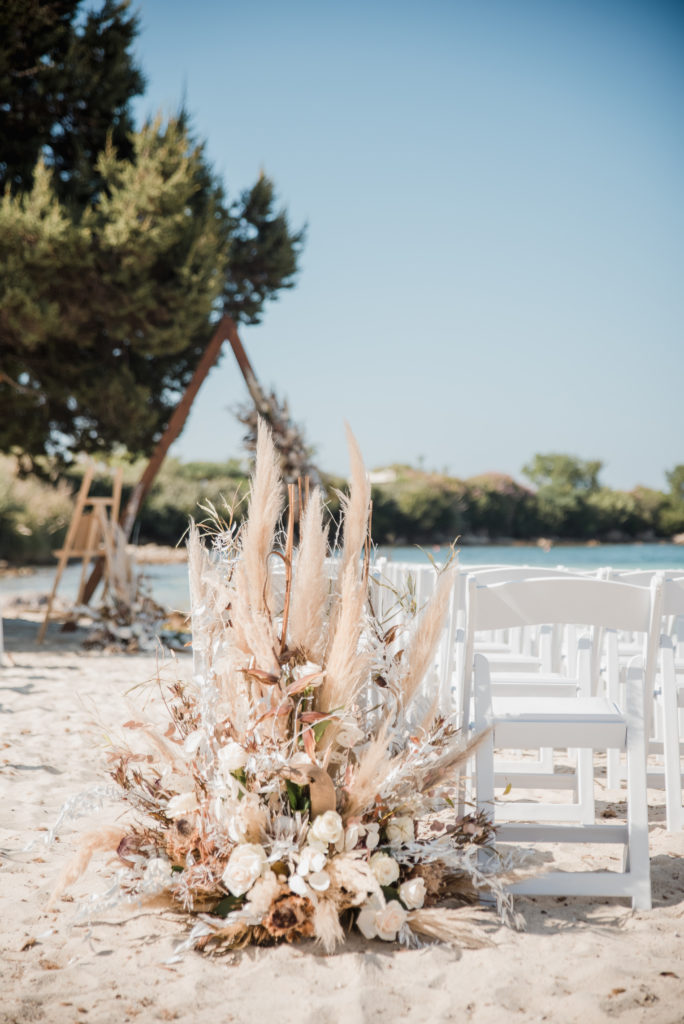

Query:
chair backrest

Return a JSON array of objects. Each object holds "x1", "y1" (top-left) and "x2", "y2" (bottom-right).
[
  {"x1": 661, "y1": 577, "x2": 684, "y2": 618},
  {"x1": 465, "y1": 565, "x2": 594, "y2": 585},
  {"x1": 459, "y1": 573, "x2": 663, "y2": 728},
  {"x1": 469, "y1": 575, "x2": 659, "y2": 633}
]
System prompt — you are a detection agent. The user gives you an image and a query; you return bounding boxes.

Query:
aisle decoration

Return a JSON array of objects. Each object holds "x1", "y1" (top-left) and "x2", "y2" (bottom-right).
[{"x1": 52, "y1": 423, "x2": 524, "y2": 952}]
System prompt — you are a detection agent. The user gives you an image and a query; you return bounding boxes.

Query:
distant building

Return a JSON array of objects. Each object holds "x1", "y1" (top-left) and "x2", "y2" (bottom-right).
[{"x1": 367, "y1": 469, "x2": 398, "y2": 485}]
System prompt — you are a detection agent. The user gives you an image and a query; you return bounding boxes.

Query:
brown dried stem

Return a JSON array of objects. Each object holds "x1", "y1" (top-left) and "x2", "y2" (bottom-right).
[{"x1": 279, "y1": 483, "x2": 296, "y2": 654}]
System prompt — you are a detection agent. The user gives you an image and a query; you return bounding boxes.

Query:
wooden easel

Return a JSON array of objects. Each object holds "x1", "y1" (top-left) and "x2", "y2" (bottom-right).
[{"x1": 37, "y1": 464, "x2": 123, "y2": 644}]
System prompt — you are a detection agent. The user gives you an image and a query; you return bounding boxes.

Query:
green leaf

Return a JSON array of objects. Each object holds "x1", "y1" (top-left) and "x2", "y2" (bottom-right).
[
  {"x1": 312, "y1": 720, "x2": 329, "y2": 743},
  {"x1": 212, "y1": 894, "x2": 245, "y2": 918}
]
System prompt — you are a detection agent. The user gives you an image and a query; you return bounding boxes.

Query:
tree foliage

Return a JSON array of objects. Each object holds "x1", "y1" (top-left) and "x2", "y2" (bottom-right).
[
  {"x1": 0, "y1": 0, "x2": 144, "y2": 209},
  {"x1": 0, "y1": 118, "x2": 228, "y2": 460},
  {"x1": 0, "y1": 1, "x2": 304, "y2": 465}
]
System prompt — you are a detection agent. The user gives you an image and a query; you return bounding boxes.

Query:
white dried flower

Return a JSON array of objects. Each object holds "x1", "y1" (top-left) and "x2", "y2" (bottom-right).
[
  {"x1": 375, "y1": 900, "x2": 407, "y2": 941},
  {"x1": 244, "y1": 870, "x2": 280, "y2": 919},
  {"x1": 227, "y1": 793, "x2": 267, "y2": 844},
  {"x1": 297, "y1": 846, "x2": 327, "y2": 876},
  {"x1": 335, "y1": 722, "x2": 364, "y2": 748},
  {"x1": 370, "y1": 852, "x2": 400, "y2": 887},
  {"x1": 288, "y1": 873, "x2": 308, "y2": 897},
  {"x1": 183, "y1": 730, "x2": 203, "y2": 756},
  {"x1": 166, "y1": 792, "x2": 199, "y2": 819},
  {"x1": 291, "y1": 661, "x2": 322, "y2": 682},
  {"x1": 221, "y1": 843, "x2": 267, "y2": 896},
  {"x1": 399, "y1": 877, "x2": 426, "y2": 910},
  {"x1": 309, "y1": 810, "x2": 344, "y2": 847},
  {"x1": 306, "y1": 835, "x2": 329, "y2": 855},
  {"x1": 218, "y1": 740, "x2": 248, "y2": 774},
  {"x1": 364, "y1": 823, "x2": 380, "y2": 850},
  {"x1": 308, "y1": 870, "x2": 331, "y2": 892},
  {"x1": 142, "y1": 857, "x2": 173, "y2": 892},
  {"x1": 386, "y1": 816, "x2": 414, "y2": 846},
  {"x1": 344, "y1": 824, "x2": 362, "y2": 851}
]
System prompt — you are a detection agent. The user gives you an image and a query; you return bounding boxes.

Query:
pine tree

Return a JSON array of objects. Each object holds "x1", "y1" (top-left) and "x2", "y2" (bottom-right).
[
  {"x1": 0, "y1": 118, "x2": 229, "y2": 462},
  {"x1": 0, "y1": 0, "x2": 144, "y2": 208}
]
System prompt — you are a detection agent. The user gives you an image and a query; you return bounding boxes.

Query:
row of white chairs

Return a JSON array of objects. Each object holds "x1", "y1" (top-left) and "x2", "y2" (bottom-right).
[{"x1": 371, "y1": 559, "x2": 684, "y2": 911}]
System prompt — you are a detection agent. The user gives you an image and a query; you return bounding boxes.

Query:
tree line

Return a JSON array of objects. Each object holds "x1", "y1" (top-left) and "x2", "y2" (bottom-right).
[{"x1": 2, "y1": 453, "x2": 683, "y2": 564}]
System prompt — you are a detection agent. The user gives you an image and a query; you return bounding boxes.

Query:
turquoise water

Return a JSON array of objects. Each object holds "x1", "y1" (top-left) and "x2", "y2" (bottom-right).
[
  {"x1": 5, "y1": 543, "x2": 684, "y2": 613},
  {"x1": 380, "y1": 542, "x2": 684, "y2": 572}
]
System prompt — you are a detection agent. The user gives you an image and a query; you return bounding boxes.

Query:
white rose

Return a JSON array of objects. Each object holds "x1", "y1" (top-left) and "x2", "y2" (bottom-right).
[
  {"x1": 221, "y1": 843, "x2": 267, "y2": 896},
  {"x1": 364, "y1": 823, "x2": 380, "y2": 850},
  {"x1": 308, "y1": 870, "x2": 331, "y2": 892},
  {"x1": 166, "y1": 792, "x2": 199, "y2": 819},
  {"x1": 399, "y1": 877, "x2": 426, "y2": 910},
  {"x1": 386, "y1": 816, "x2": 414, "y2": 846},
  {"x1": 218, "y1": 740, "x2": 248, "y2": 773},
  {"x1": 336, "y1": 722, "x2": 364, "y2": 748},
  {"x1": 310, "y1": 810, "x2": 344, "y2": 847},
  {"x1": 370, "y1": 852, "x2": 400, "y2": 887},
  {"x1": 375, "y1": 900, "x2": 407, "y2": 941},
  {"x1": 356, "y1": 894, "x2": 383, "y2": 939}
]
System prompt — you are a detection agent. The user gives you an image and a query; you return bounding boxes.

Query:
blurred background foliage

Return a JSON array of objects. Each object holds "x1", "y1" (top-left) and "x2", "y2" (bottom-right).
[{"x1": 2, "y1": 452, "x2": 683, "y2": 564}]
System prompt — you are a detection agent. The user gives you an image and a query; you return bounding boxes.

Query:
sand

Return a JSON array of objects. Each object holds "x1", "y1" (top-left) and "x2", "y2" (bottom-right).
[{"x1": 1, "y1": 610, "x2": 684, "y2": 1024}]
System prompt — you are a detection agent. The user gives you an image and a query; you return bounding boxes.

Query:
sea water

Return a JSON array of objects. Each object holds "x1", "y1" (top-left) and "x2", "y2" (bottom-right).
[{"x1": 5, "y1": 543, "x2": 684, "y2": 614}]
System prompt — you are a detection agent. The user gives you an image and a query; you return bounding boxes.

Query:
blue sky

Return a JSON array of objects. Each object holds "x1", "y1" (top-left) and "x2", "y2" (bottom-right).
[{"x1": 131, "y1": 0, "x2": 683, "y2": 490}]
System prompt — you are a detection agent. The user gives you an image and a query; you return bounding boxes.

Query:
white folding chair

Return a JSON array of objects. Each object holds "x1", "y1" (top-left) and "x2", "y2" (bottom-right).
[{"x1": 469, "y1": 575, "x2": 662, "y2": 910}]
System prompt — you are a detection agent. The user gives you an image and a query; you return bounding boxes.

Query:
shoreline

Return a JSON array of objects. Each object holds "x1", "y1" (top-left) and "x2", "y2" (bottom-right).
[{"x1": 2, "y1": 536, "x2": 683, "y2": 577}]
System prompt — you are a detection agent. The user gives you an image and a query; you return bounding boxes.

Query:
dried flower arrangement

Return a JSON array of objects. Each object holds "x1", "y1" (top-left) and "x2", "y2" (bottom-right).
[{"x1": 51, "y1": 424, "x2": 524, "y2": 953}]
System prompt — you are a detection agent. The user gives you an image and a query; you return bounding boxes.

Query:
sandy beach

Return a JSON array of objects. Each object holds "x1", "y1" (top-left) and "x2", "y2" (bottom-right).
[{"x1": 2, "y1": 608, "x2": 684, "y2": 1024}]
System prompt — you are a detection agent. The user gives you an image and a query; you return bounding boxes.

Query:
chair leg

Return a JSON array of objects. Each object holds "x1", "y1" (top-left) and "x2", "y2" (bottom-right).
[
  {"x1": 659, "y1": 639, "x2": 684, "y2": 833},
  {"x1": 576, "y1": 747, "x2": 596, "y2": 825},
  {"x1": 624, "y1": 661, "x2": 652, "y2": 910},
  {"x1": 473, "y1": 654, "x2": 495, "y2": 822}
]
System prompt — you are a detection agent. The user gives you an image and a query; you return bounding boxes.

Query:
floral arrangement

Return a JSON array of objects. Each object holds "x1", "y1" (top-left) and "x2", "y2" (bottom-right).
[{"x1": 52, "y1": 424, "x2": 523, "y2": 953}]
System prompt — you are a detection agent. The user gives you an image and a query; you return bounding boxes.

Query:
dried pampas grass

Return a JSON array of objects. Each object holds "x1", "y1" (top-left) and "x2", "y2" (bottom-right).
[{"x1": 48, "y1": 422, "x2": 526, "y2": 958}]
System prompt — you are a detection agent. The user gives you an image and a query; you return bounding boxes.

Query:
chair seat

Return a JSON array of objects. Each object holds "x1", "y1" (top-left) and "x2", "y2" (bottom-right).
[
  {"x1": 492, "y1": 697, "x2": 627, "y2": 749},
  {"x1": 490, "y1": 673, "x2": 578, "y2": 698}
]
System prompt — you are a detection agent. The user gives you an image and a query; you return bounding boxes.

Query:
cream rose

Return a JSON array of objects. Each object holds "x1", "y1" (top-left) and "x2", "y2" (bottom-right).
[
  {"x1": 370, "y1": 852, "x2": 400, "y2": 887},
  {"x1": 309, "y1": 810, "x2": 344, "y2": 847},
  {"x1": 399, "y1": 876, "x2": 426, "y2": 910},
  {"x1": 374, "y1": 900, "x2": 407, "y2": 941},
  {"x1": 386, "y1": 816, "x2": 414, "y2": 846},
  {"x1": 356, "y1": 894, "x2": 383, "y2": 939},
  {"x1": 221, "y1": 843, "x2": 267, "y2": 896}
]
